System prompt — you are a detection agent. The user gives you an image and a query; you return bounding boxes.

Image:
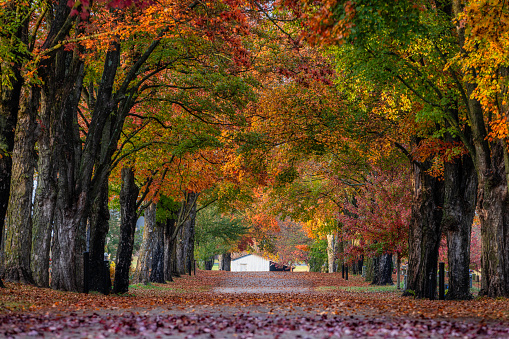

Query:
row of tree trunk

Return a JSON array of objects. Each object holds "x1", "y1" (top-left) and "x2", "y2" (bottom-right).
[
  {"x1": 0, "y1": 0, "x2": 191, "y2": 292},
  {"x1": 114, "y1": 189, "x2": 199, "y2": 294}
]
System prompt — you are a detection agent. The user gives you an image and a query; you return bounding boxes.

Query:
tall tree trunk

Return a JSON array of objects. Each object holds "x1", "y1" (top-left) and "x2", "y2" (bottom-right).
[
  {"x1": 204, "y1": 258, "x2": 214, "y2": 270},
  {"x1": 113, "y1": 167, "x2": 139, "y2": 294},
  {"x1": 365, "y1": 257, "x2": 373, "y2": 282},
  {"x1": 171, "y1": 233, "x2": 180, "y2": 277},
  {"x1": 371, "y1": 256, "x2": 380, "y2": 284},
  {"x1": 3, "y1": 86, "x2": 39, "y2": 284},
  {"x1": 327, "y1": 233, "x2": 336, "y2": 273},
  {"x1": 451, "y1": 0, "x2": 509, "y2": 298},
  {"x1": 176, "y1": 218, "x2": 186, "y2": 275},
  {"x1": 220, "y1": 253, "x2": 231, "y2": 271},
  {"x1": 396, "y1": 253, "x2": 401, "y2": 289},
  {"x1": 50, "y1": 63, "x2": 86, "y2": 292},
  {"x1": 404, "y1": 160, "x2": 444, "y2": 299},
  {"x1": 163, "y1": 217, "x2": 176, "y2": 282},
  {"x1": 0, "y1": 0, "x2": 28, "y2": 288},
  {"x1": 134, "y1": 203, "x2": 156, "y2": 284},
  {"x1": 175, "y1": 192, "x2": 198, "y2": 275},
  {"x1": 88, "y1": 179, "x2": 110, "y2": 294},
  {"x1": 185, "y1": 193, "x2": 197, "y2": 275},
  {"x1": 31, "y1": 126, "x2": 57, "y2": 287},
  {"x1": 150, "y1": 221, "x2": 165, "y2": 283},
  {"x1": 372, "y1": 254, "x2": 393, "y2": 286},
  {"x1": 477, "y1": 141, "x2": 509, "y2": 296},
  {"x1": 443, "y1": 153, "x2": 477, "y2": 300}
]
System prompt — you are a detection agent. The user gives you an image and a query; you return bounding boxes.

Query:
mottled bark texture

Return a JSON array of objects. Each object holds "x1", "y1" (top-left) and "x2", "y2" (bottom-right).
[
  {"x1": 0, "y1": 1, "x2": 27, "y2": 288},
  {"x1": 443, "y1": 153, "x2": 477, "y2": 300},
  {"x1": 151, "y1": 221, "x2": 165, "y2": 283},
  {"x1": 371, "y1": 254, "x2": 393, "y2": 285},
  {"x1": 477, "y1": 141, "x2": 509, "y2": 297},
  {"x1": 176, "y1": 192, "x2": 198, "y2": 275},
  {"x1": 3, "y1": 87, "x2": 39, "y2": 284},
  {"x1": 220, "y1": 253, "x2": 231, "y2": 271},
  {"x1": 450, "y1": 0, "x2": 509, "y2": 298},
  {"x1": 113, "y1": 167, "x2": 140, "y2": 294},
  {"x1": 327, "y1": 234, "x2": 336, "y2": 273},
  {"x1": 31, "y1": 125, "x2": 57, "y2": 287},
  {"x1": 404, "y1": 161, "x2": 444, "y2": 299},
  {"x1": 204, "y1": 258, "x2": 214, "y2": 270},
  {"x1": 365, "y1": 257, "x2": 374, "y2": 282},
  {"x1": 134, "y1": 203, "x2": 156, "y2": 284},
  {"x1": 88, "y1": 179, "x2": 111, "y2": 294},
  {"x1": 163, "y1": 217, "x2": 176, "y2": 282},
  {"x1": 50, "y1": 61, "x2": 86, "y2": 292}
]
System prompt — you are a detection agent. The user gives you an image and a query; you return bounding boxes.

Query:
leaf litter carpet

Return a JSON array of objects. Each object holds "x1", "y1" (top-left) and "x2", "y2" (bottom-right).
[{"x1": 1, "y1": 271, "x2": 509, "y2": 338}]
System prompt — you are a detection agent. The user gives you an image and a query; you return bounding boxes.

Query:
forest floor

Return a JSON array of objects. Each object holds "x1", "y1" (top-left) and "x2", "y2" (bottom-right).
[{"x1": 1, "y1": 271, "x2": 509, "y2": 338}]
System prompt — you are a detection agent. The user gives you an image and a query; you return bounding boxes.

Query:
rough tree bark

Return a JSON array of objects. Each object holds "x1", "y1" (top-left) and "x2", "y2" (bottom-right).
[
  {"x1": 185, "y1": 194, "x2": 197, "y2": 275},
  {"x1": 113, "y1": 167, "x2": 140, "y2": 294},
  {"x1": 163, "y1": 217, "x2": 176, "y2": 282},
  {"x1": 175, "y1": 219, "x2": 185, "y2": 275},
  {"x1": 443, "y1": 151, "x2": 477, "y2": 300},
  {"x1": 150, "y1": 221, "x2": 165, "y2": 283},
  {"x1": 365, "y1": 257, "x2": 373, "y2": 282},
  {"x1": 31, "y1": 126, "x2": 57, "y2": 287},
  {"x1": 134, "y1": 203, "x2": 156, "y2": 284},
  {"x1": 3, "y1": 87, "x2": 39, "y2": 284},
  {"x1": 220, "y1": 253, "x2": 231, "y2": 271},
  {"x1": 404, "y1": 160, "x2": 444, "y2": 299},
  {"x1": 88, "y1": 179, "x2": 111, "y2": 294},
  {"x1": 50, "y1": 62, "x2": 86, "y2": 292},
  {"x1": 371, "y1": 254, "x2": 393, "y2": 285},
  {"x1": 204, "y1": 258, "x2": 214, "y2": 270},
  {"x1": 175, "y1": 192, "x2": 198, "y2": 275},
  {"x1": 0, "y1": 0, "x2": 28, "y2": 288},
  {"x1": 450, "y1": 0, "x2": 509, "y2": 298}
]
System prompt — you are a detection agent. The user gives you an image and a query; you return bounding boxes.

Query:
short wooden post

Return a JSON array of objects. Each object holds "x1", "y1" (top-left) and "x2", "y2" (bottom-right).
[{"x1": 345, "y1": 264, "x2": 349, "y2": 280}]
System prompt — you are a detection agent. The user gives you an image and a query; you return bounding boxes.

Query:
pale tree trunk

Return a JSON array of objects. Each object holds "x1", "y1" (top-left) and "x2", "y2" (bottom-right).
[
  {"x1": 443, "y1": 150, "x2": 477, "y2": 300},
  {"x1": 134, "y1": 203, "x2": 156, "y2": 284},
  {"x1": 218, "y1": 254, "x2": 223, "y2": 270},
  {"x1": 404, "y1": 160, "x2": 444, "y2": 299},
  {"x1": 113, "y1": 167, "x2": 139, "y2": 294},
  {"x1": 3, "y1": 87, "x2": 39, "y2": 284},
  {"x1": 327, "y1": 233, "x2": 336, "y2": 273}
]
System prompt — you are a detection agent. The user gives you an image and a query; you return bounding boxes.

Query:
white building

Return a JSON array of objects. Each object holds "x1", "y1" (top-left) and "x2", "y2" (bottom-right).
[{"x1": 231, "y1": 254, "x2": 270, "y2": 272}]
